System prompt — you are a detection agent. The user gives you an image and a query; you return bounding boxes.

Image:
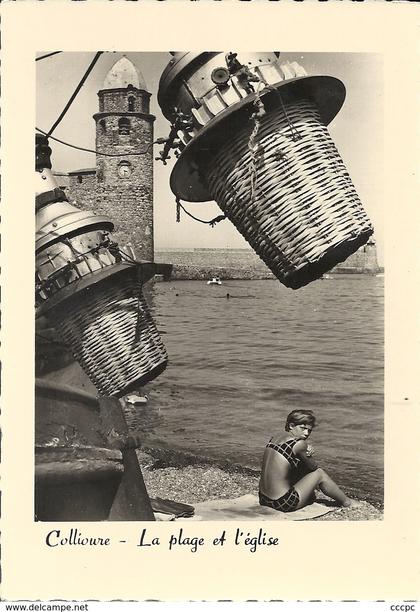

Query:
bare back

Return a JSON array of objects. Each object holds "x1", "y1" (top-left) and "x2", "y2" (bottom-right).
[{"x1": 259, "y1": 436, "x2": 301, "y2": 499}]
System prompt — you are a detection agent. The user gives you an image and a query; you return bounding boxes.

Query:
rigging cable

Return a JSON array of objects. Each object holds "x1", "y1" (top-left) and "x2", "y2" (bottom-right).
[
  {"x1": 46, "y1": 51, "x2": 103, "y2": 138},
  {"x1": 175, "y1": 197, "x2": 226, "y2": 227},
  {"x1": 35, "y1": 127, "x2": 156, "y2": 157},
  {"x1": 38, "y1": 52, "x2": 221, "y2": 227},
  {"x1": 36, "y1": 52, "x2": 63, "y2": 62}
]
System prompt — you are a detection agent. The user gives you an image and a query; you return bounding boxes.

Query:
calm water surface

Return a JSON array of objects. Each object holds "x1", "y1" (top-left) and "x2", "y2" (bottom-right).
[{"x1": 132, "y1": 277, "x2": 383, "y2": 506}]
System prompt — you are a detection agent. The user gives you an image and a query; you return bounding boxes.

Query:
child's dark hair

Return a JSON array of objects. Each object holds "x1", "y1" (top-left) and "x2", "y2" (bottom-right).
[{"x1": 285, "y1": 409, "x2": 316, "y2": 431}]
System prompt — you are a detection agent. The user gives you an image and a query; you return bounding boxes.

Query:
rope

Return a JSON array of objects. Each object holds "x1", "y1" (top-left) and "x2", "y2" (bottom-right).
[
  {"x1": 175, "y1": 197, "x2": 226, "y2": 227},
  {"x1": 263, "y1": 83, "x2": 301, "y2": 141},
  {"x1": 276, "y1": 91, "x2": 301, "y2": 142},
  {"x1": 248, "y1": 81, "x2": 266, "y2": 203},
  {"x1": 46, "y1": 52, "x2": 103, "y2": 138},
  {"x1": 102, "y1": 247, "x2": 154, "y2": 345}
]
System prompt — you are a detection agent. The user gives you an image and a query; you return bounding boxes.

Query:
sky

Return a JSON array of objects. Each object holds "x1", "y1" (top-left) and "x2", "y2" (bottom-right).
[{"x1": 36, "y1": 51, "x2": 383, "y2": 263}]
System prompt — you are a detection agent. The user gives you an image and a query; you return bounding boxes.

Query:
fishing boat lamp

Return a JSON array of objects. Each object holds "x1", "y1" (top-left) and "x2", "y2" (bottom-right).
[{"x1": 35, "y1": 134, "x2": 168, "y2": 397}]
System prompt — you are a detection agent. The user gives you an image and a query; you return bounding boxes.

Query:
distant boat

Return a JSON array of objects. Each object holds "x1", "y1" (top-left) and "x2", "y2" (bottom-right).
[
  {"x1": 321, "y1": 273, "x2": 334, "y2": 280},
  {"x1": 207, "y1": 277, "x2": 222, "y2": 285},
  {"x1": 124, "y1": 393, "x2": 148, "y2": 405}
]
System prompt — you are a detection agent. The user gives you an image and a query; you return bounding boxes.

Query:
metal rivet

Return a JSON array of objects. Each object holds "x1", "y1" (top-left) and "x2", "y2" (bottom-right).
[{"x1": 52, "y1": 222, "x2": 58, "y2": 227}]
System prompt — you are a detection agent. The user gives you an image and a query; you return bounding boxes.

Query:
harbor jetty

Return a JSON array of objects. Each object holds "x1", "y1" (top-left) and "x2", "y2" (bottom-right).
[{"x1": 155, "y1": 240, "x2": 381, "y2": 282}]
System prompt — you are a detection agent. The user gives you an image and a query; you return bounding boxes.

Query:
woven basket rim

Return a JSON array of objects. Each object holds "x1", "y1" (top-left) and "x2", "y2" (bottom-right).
[{"x1": 170, "y1": 75, "x2": 346, "y2": 202}]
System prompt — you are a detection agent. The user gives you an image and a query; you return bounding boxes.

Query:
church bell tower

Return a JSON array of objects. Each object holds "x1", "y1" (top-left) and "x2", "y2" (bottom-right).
[{"x1": 93, "y1": 56, "x2": 155, "y2": 261}]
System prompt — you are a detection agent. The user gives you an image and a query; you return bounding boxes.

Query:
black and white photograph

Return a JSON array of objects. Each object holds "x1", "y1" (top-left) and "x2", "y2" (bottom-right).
[{"x1": 35, "y1": 50, "x2": 384, "y2": 523}]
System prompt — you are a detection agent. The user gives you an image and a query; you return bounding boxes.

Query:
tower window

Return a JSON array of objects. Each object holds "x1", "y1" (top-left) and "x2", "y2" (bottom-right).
[
  {"x1": 118, "y1": 117, "x2": 131, "y2": 135},
  {"x1": 77, "y1": 175, "x2": 83, "y2": 184},
  {"x1": 128, "y1": 96, "x2": 135, "y2": 112},
  {"x1": 99, "y1": 119, "x2": 106, "y2": 134}
]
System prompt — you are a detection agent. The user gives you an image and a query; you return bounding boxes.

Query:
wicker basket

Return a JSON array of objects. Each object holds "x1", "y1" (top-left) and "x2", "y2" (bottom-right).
[
  {"x1": 205, "y1": 98, "x2": 373, "y2": 288},
  {"x1": 49, "y1": 270, "x2": 168, "y2": 397}
]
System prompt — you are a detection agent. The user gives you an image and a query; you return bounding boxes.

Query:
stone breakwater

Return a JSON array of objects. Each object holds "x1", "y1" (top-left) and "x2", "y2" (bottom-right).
[
  {"x1": 155, "y1": 249, "x2": 275, "y2": 281},
  {"x1": 169, "y1": 264, "x2": 273, "y2": 281}
]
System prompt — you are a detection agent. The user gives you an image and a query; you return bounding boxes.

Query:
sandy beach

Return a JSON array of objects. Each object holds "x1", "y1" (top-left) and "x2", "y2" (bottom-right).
[{"x1": 138, "y1": 449, "x2": 383, "y2": 521}]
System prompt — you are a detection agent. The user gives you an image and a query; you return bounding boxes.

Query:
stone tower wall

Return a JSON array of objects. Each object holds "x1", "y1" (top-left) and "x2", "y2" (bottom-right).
[
  {"x1": 98, "y1": 88, "x2": 151, "y2": 114},
  {"x1": 93, "y1": 87, "x2": 155, "y2": 261},
  {"x1": 334, "y1": 240, "x2": 379, "y2": 272},
  {"x1": 67, "y1": 173, "x2": 97, "y2": 209},
  {"x1": 92, "y1": 182, "x2": 154, "y2": 259}
]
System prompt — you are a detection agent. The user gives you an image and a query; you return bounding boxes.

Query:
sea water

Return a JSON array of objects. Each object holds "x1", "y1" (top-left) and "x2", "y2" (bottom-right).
[{"x1": 131, "y1": 276, "x2": 383, "y2": 507}]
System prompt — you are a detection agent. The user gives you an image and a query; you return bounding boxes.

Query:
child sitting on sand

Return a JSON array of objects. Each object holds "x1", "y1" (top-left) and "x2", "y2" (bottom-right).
[{"x1": 259, "y1": 409, "x2": 358, "y2": 512}]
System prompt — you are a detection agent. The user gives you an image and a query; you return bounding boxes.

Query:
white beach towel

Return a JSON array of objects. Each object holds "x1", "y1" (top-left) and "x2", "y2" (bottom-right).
[{"x1": 178, "y1": 494, "x2": 336, "y2": 521}]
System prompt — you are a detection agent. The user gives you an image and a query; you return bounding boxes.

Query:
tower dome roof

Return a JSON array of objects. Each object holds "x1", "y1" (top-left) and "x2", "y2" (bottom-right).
[{"x1": 103, "y1": 56, "x2": 148, "y2": 91}]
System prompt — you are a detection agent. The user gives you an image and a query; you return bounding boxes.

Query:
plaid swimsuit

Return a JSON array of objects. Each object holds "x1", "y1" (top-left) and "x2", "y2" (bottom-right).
[{"x1": 259, "y1": 439, "x2": 301, "y2": 512}]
